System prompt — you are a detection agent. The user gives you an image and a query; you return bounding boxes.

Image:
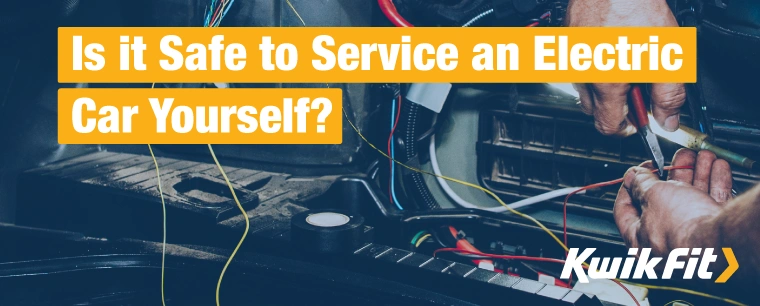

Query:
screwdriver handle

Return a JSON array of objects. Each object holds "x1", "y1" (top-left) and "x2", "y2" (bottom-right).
[{"x1": 628, "y1": 85, "x2": 649, "y2": 128}]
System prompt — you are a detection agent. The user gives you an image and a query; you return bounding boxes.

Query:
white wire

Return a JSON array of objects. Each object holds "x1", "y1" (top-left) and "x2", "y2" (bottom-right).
[{"x1": 429, "y1": 134, "x2": 585, "y2": 212}]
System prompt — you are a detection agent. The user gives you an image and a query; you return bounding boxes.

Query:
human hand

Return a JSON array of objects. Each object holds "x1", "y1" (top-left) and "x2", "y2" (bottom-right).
[
  {"x1": 614, "y1": 149, "x2": 733, "y2": 256},
  {"x1": 566, "y1": 0, "x2": 686, "y2": 136}
]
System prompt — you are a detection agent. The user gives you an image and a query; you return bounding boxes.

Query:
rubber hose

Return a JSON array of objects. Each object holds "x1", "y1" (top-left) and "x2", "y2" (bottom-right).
[{"x1": 400, "y1": 101, "x2": 440, "y2": 210}]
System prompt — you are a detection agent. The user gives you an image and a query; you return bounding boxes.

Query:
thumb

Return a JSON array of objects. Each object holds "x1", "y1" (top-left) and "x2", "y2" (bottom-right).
[
  {"x1": 650, "y1": 83, "x2": 686, "y2": 132},
  {"x1": 623, "y1": 166, "x2": 661, "y2": 207}
]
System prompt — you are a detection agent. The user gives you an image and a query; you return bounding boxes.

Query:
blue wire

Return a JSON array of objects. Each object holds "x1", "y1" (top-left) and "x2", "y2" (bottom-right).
[
  {"x1": 211, "y1": 0, "x2": 236, "y2": 27},
  {"x1": 390, "y1": 98, "x2": 403, "y2": 210},
  {"x1": 204, "y1": 0, "x2": 217, "y2": 26},
  {"x1": 204, "y1": 6, "x2": 210, "y2": 26},
  {"x1": 205, "y1": 0, "x2": 236, "y2": 27},
  {"x1": 220, "y1": 0, "x2": 236, "y2": 23}
]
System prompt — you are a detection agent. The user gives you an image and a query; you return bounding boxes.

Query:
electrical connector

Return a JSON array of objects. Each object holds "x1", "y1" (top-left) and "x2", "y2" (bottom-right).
[{"x1": 405, "y1": 83, "x2": 452, "y2": 113}]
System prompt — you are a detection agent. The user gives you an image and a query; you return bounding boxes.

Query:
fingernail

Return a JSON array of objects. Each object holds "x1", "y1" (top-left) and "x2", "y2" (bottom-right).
[
  {"x1": 664, "y1": 115, "x2": 679, "y2": 132},
  {"x1": 622, "y1": 124, "x2": 637, "y2": 137}
]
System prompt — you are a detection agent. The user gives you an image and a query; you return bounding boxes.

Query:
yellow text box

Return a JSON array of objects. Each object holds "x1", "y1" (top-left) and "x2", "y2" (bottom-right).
[
  {"x1": 58, "y1": 27, "x2": 696, "y2": 83},
  {"x1": 58, "y1": 88, "x2": 342, "y2": 144}
]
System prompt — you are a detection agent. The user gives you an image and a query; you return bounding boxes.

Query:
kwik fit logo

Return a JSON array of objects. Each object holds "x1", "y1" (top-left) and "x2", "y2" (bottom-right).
[{"x1": 561, "y1": 248, "x2": 738, "y2": 283}]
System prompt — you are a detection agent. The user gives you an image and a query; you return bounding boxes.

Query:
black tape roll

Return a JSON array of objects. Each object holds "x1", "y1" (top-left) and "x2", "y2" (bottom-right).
[{"x1": 291, "y1": 209, "x2": 366, "y2": 254}]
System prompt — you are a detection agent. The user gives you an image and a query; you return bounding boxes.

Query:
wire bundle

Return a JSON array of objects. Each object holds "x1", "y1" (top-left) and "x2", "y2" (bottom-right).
[
  {"x1": 284, "y1": 2, "x2": 745, "y2": 305},
  {"x1": 561, "y1": 166, "x2": 695, "y2": 251},
  {"x1": 204, "y1": 0, "x2": 237, "y2": 27},
  {"x1": 526, "y1": 11, "x2": 551, "y2": 27},
  {"x1": 202, "y1": 2, "x2": 247, "y2": 306},
  {"x1": 389, "y1": 96, "x2": 403, "y2": 210},
  {"x1": 152, "y1": 1, "x2": 240, "y2": 305}
]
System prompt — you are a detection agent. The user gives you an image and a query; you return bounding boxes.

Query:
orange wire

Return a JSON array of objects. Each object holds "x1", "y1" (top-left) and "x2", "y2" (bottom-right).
[
  {"x1": 562, "y1": 165, "x2": 695, "y2": 248},
  {"x1": 434, "y1": 248, "x2": 641, "y2": 306},
  {"x1": 559, "y1": 165, "x2": 694, "y2": 306},
  {"x1": 440, "y1": 165, "x2": 696, "y2": 306},
  {"x1": 433, "y1": 248, "x2": 567, "y2": 265},
  {"x1": 612, "y1": 279, "x2": 640, "y2": 306}
]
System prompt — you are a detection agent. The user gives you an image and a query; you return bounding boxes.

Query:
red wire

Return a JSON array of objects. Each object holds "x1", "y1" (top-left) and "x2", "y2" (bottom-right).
[
  {"x1": 563, "y1": 178, "x2": 623, "y2": 250},
  {"x1": 375, "y1": 3, "x2": 645, "y2": 302},
  {"x1": 434, "y1": 248, "x2": 567, "y2": 264},
  {"x1": 562, "y1": 165, "x2": 695, "y2": 249},
  {"x1": 210, "y1": 3, "x2": 224, "y2": 26},
  {"x1": 612, "y1": 279, "x2": 640, "y2": 306},
  {"x1": 383, "y1": 13, "x2": 542, "y2": 202},
  {"x1": 434, "y1": 248, "x2": 640, "y2": 306},
  {"x1": 557, "y1": 165, "x2": 694, "y2": 304},
  {"x1": 448, "y1": 226, "x2": 493, "y2": 266},
  {"x1": 434, "y1": 248, "x2": 566, "y2": 264},
  {"x1": 527, "y1": 11, "x2": 552, "y2": 27},
  {"x1": 388, "y1": 95, "x2": 402, "y2": 205},
  {"x1": 378, "y1": 0, "x2": 414, "y2": 27}
]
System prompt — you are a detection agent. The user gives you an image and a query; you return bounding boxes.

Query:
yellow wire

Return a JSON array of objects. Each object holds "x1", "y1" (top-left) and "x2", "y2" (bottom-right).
[
  {"x1": 208, "y1": 144, "x2": 250, "y2": 306},
  {"x1": 147, "y1": 81, "x2": 168, "y2": 306},
  {"x1": 620, "y1": 281, "x2": 743, "y2": 306},
  {"x1": 415, "y1": 234, "x2": 432, "y2": 248},
  {"x1": 208, "y1": 9, "x2": 252, "y2": 306},
  {"x1": 284, "y1": 0, "x2": 566, "y2": 252},
  {"x1": 198, "y1": 2, "x2": 745, "y2": 305},
  {"x1": 284, "y1": 0, "x2": 306, "y2": 26},
  {"x1": 340, "y1": 95, "x2": 746, "y2": 306},
  {"x1": 341, "y1": 108, "x2": 569, "y2": 249},
  {"x1": 343, "y1": 100, "x2": 745, "y2": 306},
  {"x1": 148, "y1": 144, "x2": 167, "y2": 306},
  {"x1": 217, "y1": 0, "x2": 230, "y2": 25},
  {"x1": 219, "y1": 0, "x2": 229, "y2": 17}
]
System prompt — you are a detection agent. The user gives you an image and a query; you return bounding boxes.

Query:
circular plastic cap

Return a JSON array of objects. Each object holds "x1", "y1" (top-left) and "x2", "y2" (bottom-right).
[{"x1": 305, "y1": 212, "x2": 350, "y2": 227}]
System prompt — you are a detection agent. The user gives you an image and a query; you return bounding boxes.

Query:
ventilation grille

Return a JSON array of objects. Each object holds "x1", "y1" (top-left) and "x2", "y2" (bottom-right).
[{"x1": 478, "y1": 91, "x2": 760, "y2": 214}]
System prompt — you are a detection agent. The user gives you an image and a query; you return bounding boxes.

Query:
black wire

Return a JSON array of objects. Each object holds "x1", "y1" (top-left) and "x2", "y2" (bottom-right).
[
  {"x1": 520, "y1": 261, "x2": 541, "y2": 279},
  {"x1": 441, "y1": 227, "x2": 460, "y2": 245},
  {"x1": 430, "y1": 230, "x2": 448, "y2": 248},
  {"x1": 415, "y1": 110, "x2": 439, "y2": 142},
  {"x1": 430, "y1": 228, "x2": 453, "y2": 248},
  {"x1": 526, "y1": 18, "x2": 547, "y2": 26},
  {"x1": 416, "y1": 127, "x2": 435, "y2": 142}
]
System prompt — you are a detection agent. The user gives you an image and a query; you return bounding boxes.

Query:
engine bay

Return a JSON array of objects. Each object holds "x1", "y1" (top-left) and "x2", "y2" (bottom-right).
[{"x1": 1, "y1": 0, "x2": 759, "y2": 305}]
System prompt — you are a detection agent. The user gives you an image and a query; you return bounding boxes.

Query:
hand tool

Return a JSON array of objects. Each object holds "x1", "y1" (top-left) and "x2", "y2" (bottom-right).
[{"x1": 628, "y1": 85, "x2": 666, "y2": 178}]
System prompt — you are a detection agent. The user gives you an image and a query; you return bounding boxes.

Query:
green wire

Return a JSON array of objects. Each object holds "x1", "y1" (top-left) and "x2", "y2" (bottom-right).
[{"x1": 410, "y1": 230, "x2": 427, "y2": 245}]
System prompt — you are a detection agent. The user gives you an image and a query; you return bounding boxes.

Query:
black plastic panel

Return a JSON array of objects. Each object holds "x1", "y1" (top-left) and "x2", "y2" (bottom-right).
[
  {"x1": 353, "y1": 243, "x2": 602, "y2": 306},
  {"x1": 15, "y1": 152, "x2": 332, "y2": 244}
]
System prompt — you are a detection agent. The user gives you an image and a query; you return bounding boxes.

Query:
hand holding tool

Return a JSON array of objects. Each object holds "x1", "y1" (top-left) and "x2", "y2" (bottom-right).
[{"x1": 628, "y1": 85, "x2": 666, "y2": 178}]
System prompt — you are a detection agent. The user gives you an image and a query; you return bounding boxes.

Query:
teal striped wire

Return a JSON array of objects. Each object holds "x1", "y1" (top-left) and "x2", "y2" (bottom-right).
[{"x1": 410, "y1": 230, "x2": 427, "y2": 245}]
